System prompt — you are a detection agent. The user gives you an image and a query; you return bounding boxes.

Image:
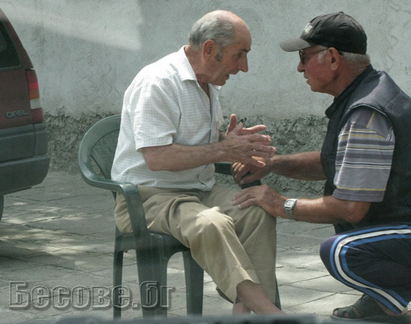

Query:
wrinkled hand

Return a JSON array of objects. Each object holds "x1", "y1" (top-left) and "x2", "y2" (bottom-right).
[
  {"x1": 225, "y1": 114, "x2": 268, "y2": 137},
  {"x1": 233, "y1": 184, "x2": 286, "y2": 217},
  {"x1": 222, "y1": 115, "x2": 276, "y2": 168},
  {"x1": 232, "y1": 159, "x2": 272, "y2": 185}
]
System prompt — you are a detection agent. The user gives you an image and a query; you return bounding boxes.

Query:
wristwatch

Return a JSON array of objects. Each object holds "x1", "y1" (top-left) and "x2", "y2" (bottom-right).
[{"x1": 284, "y1": 199, "x2": 298, "y2": 220}]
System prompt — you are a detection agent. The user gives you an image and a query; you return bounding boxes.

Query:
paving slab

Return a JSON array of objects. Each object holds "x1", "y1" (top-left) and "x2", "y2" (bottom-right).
[{"x1": 1, "y1": 171, "x2": 408, "y2": 323}]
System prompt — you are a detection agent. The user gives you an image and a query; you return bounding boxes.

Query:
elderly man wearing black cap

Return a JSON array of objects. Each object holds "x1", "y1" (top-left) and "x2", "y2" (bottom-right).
[{"x1": 233, "y1": 12, "x2": 411, "y2": 322}]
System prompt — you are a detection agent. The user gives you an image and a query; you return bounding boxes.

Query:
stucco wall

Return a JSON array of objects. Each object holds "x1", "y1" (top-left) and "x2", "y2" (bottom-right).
[{"x1": 1, "y1": 0, "x2": 410, "y2": 195}]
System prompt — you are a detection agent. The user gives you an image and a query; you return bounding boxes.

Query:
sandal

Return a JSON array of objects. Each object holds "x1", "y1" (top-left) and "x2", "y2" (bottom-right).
[{"x1": 331, "y1": 294, "x2": 410, "y2": 323}]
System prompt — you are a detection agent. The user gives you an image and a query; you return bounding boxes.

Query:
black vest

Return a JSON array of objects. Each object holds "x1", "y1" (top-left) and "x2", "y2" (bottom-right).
[{"x1": 320, "y1": 66, "x2": 411, "y2": 233}]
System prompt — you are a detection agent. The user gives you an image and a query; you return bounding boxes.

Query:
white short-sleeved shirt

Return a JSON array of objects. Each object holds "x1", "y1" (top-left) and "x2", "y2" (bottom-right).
[{"x1": 111, "y1": 47, "x2": 224, "y2": 190}]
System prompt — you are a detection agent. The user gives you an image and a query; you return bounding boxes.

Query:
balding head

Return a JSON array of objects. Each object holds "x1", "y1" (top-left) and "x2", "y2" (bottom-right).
[{"x1": 188, "y1": 10, "x2": 250, "y2": 51}]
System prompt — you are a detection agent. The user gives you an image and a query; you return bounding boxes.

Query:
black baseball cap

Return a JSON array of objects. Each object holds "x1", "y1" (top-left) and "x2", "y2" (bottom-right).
[{"x1": 280, "y1": 12, "x2": 367, "y2": 54}]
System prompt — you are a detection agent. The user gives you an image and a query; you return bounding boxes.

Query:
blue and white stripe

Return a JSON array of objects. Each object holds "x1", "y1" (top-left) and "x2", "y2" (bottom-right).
[{"x1": 329, "y1": 225, "x2": 411, "y2": 313}]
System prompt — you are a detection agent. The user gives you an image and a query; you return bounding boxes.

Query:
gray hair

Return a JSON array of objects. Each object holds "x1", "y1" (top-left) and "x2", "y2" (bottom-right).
[
  {"x1": 188, "y1": 13, "x2": 237, "y2": 54},
  {"x1": 318, "y1": 46, "x2": 370, "y2": 68},
  {"x1": 340, "y1": 51, "x2": 371, "y2": 66}
]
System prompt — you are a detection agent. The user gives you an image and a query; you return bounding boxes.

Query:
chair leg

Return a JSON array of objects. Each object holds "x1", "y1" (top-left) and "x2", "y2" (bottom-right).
[
  {"x1": 113, "y1": 249, "x2": 124, "y2": 319},
  {"x1": 182, "y1": 251, "x2": 204, "y2": 315},
  {"x1": 275, "y1": 276, "x2": 281, "y2": 310},
  {"x1": 137, "y1": 248, "x2": 168, "y2": 317}
]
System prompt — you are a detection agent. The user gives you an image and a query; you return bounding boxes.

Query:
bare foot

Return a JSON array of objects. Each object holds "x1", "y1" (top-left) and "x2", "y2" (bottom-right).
[
  {"x1": 232, "y1": 302, "x2": 251, "y2": 314},
  {"x1": 237, "y1": 280, "x2": 284, "y2": 314}
]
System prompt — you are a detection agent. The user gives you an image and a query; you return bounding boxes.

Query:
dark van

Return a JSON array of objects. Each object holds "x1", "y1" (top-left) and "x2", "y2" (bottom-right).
[{"x1": 0, "y1": 9, "x2": 49, "y2": 220}]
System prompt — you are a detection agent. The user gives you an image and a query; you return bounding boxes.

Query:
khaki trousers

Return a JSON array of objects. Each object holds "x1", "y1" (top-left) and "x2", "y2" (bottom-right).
[{"x1": 114, "y1": 184, "x2": 277, "y2": 304}]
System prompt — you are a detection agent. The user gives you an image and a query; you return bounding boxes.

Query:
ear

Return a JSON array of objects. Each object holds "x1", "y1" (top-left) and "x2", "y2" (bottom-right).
[
  {"x1": 328, "y1": 47, "x2": 341, "y2": 71},
  {"x1": 202, "y1": 39, "x2": 217, "y2": 61}
]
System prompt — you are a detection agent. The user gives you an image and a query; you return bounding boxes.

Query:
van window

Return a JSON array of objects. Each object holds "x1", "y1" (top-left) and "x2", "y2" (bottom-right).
[{"x1": 0, "y1": 22, "x2": 20, "y2": 69}]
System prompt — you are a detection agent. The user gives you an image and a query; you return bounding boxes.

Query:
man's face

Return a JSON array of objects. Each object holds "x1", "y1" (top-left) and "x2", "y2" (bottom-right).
[
  {"x1": 297, "y1": 46, "x2": 334, "y2": 94},
  {"x1": 207, "y1": 29, "x2": 251, "y2": 86}
]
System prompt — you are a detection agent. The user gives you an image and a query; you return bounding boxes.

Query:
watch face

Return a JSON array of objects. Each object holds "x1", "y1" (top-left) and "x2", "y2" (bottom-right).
[
  {"x1": 284, "y1": 199, "x2": 297, "y2": 220},
  {"x1": 285, "y1": 199, "x2": 296, "y2": 209}
]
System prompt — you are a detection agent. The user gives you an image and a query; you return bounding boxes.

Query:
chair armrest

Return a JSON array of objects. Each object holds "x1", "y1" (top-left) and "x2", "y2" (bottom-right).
[
  {"x1": 79, "y1": 173, "x2": 149, "y2": 239},
  {"x1": 80, "y1": 172, "x2": 137, "y2": 196},
  {"x1": 214, "y1": 162, "x2": 232, "y2": 175}
]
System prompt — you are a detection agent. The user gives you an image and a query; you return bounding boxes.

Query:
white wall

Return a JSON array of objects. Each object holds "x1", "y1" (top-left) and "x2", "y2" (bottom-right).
[{"x1": 1, "y1": 0, "x2": 411, "y2": 119}]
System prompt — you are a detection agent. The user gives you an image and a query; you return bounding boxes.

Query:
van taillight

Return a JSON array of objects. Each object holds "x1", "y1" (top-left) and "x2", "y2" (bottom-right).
[{"x1": 26, "y1": 70, "x2": 44, "y2": 123}]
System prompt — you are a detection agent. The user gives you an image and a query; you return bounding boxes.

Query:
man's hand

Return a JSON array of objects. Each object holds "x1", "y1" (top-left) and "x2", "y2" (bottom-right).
[
  {"x1": 233, "y1": 184, "x2": 286, "y2": 217},
  {"x1": 222, "y1": 114, "x2": 276, "y2": 168},
  {"x1": 226, "y1": 114, "x2": 268, "y2": 136},
  {"x1": 232, "y1": 159, "x2": 272, "y2": 185}
]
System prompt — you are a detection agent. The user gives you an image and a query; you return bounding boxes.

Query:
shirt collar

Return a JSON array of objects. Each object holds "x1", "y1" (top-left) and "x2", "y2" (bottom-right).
[
  {"x1": 176, "y1": 46, "x2": 197, "y2": 82},
  {"x1": 176, "y1": 46, "x2": 221, "y2": 92}
]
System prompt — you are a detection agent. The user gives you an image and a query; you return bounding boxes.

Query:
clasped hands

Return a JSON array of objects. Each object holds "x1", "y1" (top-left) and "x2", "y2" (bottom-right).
[
  {"x1": 223, "y1": 114, "x2": 276, "y2": 167},
  {"x1": 224, "y1": 114, "x2": 286, "y2": 217}
]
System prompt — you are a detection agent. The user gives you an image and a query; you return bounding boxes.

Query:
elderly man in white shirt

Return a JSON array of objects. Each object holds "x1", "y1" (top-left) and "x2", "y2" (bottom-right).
[{"x1": 112, "y1": 10, "x2": 281, "y2": 315}]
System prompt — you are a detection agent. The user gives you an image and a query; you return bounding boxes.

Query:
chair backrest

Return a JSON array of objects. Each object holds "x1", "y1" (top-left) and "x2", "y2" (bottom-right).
[
  {"x1": 78, "y1": 114, "x2": 121, "y2": 183},
  {"x1": 79, "y1": 114, "x2": 152, "y2": 240}
]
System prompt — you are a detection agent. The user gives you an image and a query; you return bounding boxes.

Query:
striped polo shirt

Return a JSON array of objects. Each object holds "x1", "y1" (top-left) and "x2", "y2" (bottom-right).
[{"x1": 332, "y1": 107, "x2": 395, "y2": 202}]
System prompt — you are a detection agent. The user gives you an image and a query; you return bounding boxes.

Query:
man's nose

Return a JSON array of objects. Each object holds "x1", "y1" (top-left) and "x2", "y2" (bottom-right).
[
  {"x1": 297, "y1": 61, "x2": 304, "y2": 73},
  {"x1": 238, "y1": 56, "x2": 249, "y2": 73}
]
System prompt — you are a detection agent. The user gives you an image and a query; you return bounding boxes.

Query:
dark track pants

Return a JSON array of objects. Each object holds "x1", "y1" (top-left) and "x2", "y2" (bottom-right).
[{"x1": 320, "y1": 224, "x2": 411, "y2": 314}]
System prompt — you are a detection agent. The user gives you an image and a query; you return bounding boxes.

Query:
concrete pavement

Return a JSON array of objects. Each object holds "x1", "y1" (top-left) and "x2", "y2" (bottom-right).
[{"x1": 0, "y1": 171, "x2": 370, "y2": 323}]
